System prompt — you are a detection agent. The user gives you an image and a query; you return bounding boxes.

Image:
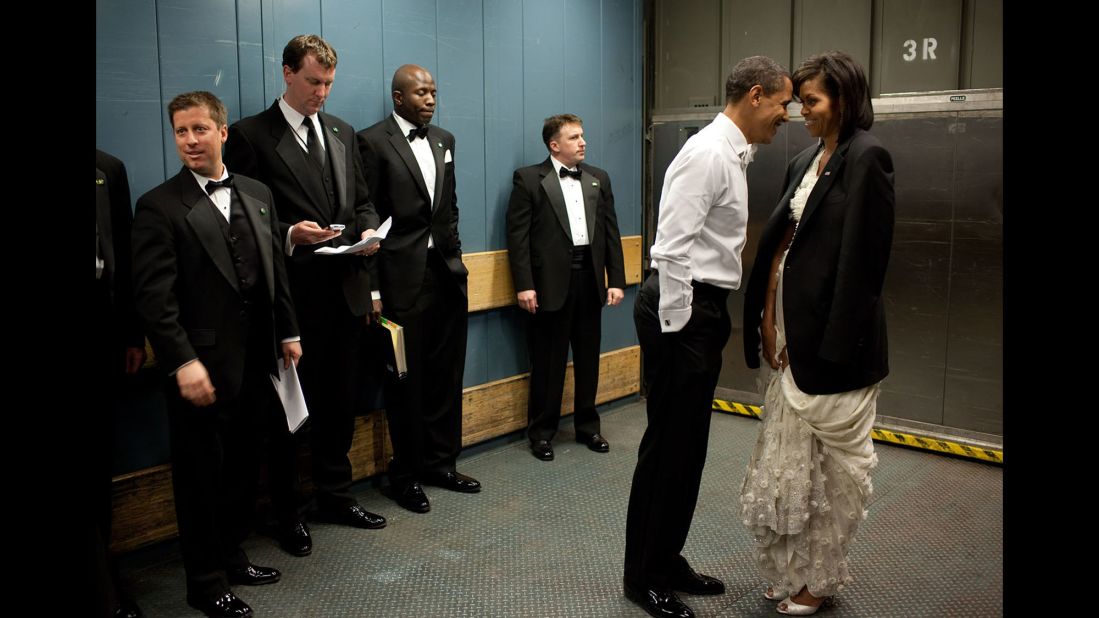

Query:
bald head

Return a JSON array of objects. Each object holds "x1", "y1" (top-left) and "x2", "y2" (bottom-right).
[{"x1": 392, "y1": 64, "x2": 437, "y2": 126}]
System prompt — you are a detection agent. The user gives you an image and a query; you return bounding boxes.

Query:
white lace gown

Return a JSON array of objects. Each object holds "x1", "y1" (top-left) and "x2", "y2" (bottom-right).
[{"x1": 739, "y1": 149, "x2": 880, "y2": 599}]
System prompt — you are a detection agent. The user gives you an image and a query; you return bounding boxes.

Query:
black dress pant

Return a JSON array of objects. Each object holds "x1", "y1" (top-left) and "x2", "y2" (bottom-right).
[
  {"x1": 623, "y1": 273, "x2": 730, "y2": 589},
  {"x1": 526, "y1": 256, "x2": 602, "y2": 443},
  {"x1": 166, "y1": 329, "x2": 279, "y2": 598},
  {"x1": 277, "y1": 265, "x2": 365, "y2": 515},
  {"x1": 384, "y1": 250, "x2": 468, "y2": 488}
]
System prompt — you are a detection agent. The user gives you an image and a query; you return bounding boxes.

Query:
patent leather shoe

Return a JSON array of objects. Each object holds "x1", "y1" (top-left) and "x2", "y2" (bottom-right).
[
  {"x1": 186, "y1": 591, "x2": 253, "y2": 617},
  {"x1": 113, "y1": 598, "x2": 143, "y2": 618},
  {"x1": 227, "y1": 564, "x2": 280, "y2": 586},
  {"x1": 315, "y1": 505, "x2": 387, "y2": 529},
  {"x1": 387, "y1": 482, "x2": 431, "y2": 513},
  {"x1": 670, "y1": 565, "x2": 725, "y2": 595},
  {"x1": 424, "y1": 470, "x2": 482, "y2": 493},
  {"x1": 577, "y1": 432, "x2": 610, "y2": 453},
  {"x1": 277, "y1": 520, "x2": 312, "y2": 556},
  {"x1": 623, "y1": 579, "x2": 694, "y2": 618},
  {"x1": 531, "y1": 440, "x2": 554, "y2": 461}
]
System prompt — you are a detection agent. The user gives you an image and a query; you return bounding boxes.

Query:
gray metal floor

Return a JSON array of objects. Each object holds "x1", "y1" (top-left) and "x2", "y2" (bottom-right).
[{"x1": 119, "y1": 399, "x2": 1003, "y2": 617}]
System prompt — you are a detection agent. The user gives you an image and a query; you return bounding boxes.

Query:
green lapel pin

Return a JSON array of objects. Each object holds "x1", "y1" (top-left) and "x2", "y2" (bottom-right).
[
  {"x1": 592, "y1": 181, "x2": 599, "y2": 187},
  {"x1": 260, "y1": 207, "x2": 268, "y2": 215},
  {"x1": 437, "y1": 142, "x2": 443, "y2": 148},
  {"x1": 96, "y1": 178, "x2": 105, "y2": 185},
  {"x1": 332, "y1": 126, "x2": 339, "y2": 133}
]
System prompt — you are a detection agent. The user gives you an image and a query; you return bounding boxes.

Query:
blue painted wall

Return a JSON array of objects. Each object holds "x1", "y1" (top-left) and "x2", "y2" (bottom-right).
[{"x1": 96, "y1": 0, "x2": 643, "y2": 473}]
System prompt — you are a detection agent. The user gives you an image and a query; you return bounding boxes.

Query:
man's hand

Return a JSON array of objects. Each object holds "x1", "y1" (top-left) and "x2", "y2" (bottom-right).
[
  {"x1": 124, "y1": 346, "x2": 146, "y2": 374},
  {"x1": 354, "y1": 229, "x2": 380, "y2": 256},
  {"x1": 606, "y1": 287, "x2": 625, "y2": 307},
  {"x1": 517, "y1": 290, "x2": 538, "y2": 314},
  {"x1": 290, "y1": 221, "x2": 342, "y2": 246},
  {"x1": 282, "y1": 341, "x2": 303, "y2": 370},
  {"x1": 365, "y1": 298, "x2": 383, "y2": 325},
  {"x1": 177, "y1": 361, "x2": 216, "y2": 407}
]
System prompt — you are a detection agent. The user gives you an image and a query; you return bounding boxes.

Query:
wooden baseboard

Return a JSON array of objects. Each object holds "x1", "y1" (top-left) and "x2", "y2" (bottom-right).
[{"x1": 110, "y1": 345, "x2": 640, "y2": 553}]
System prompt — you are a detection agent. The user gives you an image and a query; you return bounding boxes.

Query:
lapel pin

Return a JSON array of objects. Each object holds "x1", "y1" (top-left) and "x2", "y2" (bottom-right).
[
  {"x1": 331, "y1": 126, "x2": 339, "y2": 133},
  {"x1": 824, "y1": 171, "x2": 831, "y2": 176},
  {"x1": 260, "y1": 207, "x2": 268, "y2": 215},
  {"x1": 96, "y1": 178, "x2": 105, "y2": 185},
  {"x1": 592, "y1": 181, "x2": 599, "y2": 186},
  {"x1": 437, "y1": 142, "x2": 443, "y2": 148}
]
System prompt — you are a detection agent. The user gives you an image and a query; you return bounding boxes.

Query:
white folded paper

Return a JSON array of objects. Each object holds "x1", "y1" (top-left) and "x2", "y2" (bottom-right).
[{"x1": 315, "y1": 216, "x2": 392, "y2": 255}]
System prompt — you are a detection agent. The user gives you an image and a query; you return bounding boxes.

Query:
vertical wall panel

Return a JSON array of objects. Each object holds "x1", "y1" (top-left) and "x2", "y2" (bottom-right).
[
  {"x1": 878, "y1": 0, "x2": 963, "y2": 94},
  {"x1": 261, "y1": 1, "x2": 322, "y2": 104},
  {"x1": 655, "y1": 0, "x2": 722, "y2": 110},
  {"x1": 96, "y1": 0, "x2": 164, "y2": 204},
  {"x1": 564, "y1": 0, "x2": 604, "y2": 162},
  {"x1": 602, "y1": 0, "x2": 642, "y2": 237},
  {"x1": 523, "y1": 0, "x2": 566, "y2": 161},
  {"x1": 323, "y1": 0, "x2": 385, "y2": 131},
  {"x1": 793, "y1": 0, "x2": 872, "y2": 77},
  {"x1": 156, "y1": 0, "x2": 242, "y2": 177},
  {"x1": 439, "y1": 0, "x2": 488, "y2": 253},
  {"x1": 483, "y1": 0, "x2": 525, "y2": 250},
  {"x1": 381, "y1": 0, "x2": 438, "y2": 90},
  {"x1": 237, "y1": 0, "x2": 267, "y2": 118},
  {"x1": 722, "y1": 0, "x2": 793, "y2": 75}
]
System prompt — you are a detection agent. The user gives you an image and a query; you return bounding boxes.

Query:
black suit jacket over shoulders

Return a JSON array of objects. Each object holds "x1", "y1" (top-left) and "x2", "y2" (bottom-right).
[{"x1": 742, "y1": 129, "x2": 895, "y2": 395}]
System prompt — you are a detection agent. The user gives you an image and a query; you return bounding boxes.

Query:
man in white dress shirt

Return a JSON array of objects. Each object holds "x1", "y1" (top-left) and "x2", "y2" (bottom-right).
[{"x1": 623, "y1": 56, "x2": 793, "y2": 618}]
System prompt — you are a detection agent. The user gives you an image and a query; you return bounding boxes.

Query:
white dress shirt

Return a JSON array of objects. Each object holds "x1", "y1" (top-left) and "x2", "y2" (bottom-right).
[
  {"x1": 649, "y1": 112, "x2": 756, "y2": 332},
  {"x1": 392, "y1": 112, "x2": 438, "y2": 249},
  {"x1": 549, "y1": 156, "x2": 589, "y2": 246}
]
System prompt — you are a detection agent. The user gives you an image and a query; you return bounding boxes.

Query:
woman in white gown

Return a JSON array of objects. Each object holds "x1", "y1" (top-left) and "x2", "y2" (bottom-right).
[{"x1": 739, "y1": 51, "x2": 895, "y2": 615}]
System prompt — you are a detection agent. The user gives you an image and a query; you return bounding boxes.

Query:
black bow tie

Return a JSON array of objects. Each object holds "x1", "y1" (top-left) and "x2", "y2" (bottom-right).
[
  {"x1": 205, "y1": 175, "x2": 234, "y2": 195},
  {"x1": 407, "y1": 125, "x2": 429, "y2": 141},
  {"x1": 559, "y1": 167, "x2": 582, "y2": 181}
]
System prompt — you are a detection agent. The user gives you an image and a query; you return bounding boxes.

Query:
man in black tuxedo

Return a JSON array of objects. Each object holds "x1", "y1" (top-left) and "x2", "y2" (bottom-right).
[
  {"x1": 224, "y1": 34, "x2": 387, "y2": 553},
  {"x1": 356, "y1": 64, "x2": 481, "y2": 514},
  {"x1": 506, "y1": 114, "x2": 626, "y2": 462},
  {"x1": 132, "y1": 91, "x2": 301, "y2": 618},
  {"x1": 93, "y1": 149, "x2": 146, "y2": 618}
]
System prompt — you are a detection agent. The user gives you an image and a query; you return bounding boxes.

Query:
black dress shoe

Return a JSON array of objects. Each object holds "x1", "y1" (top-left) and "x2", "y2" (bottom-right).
[
  {"x1": 277, "y1": 520, "x2": 312, "y2": 556},
  {"x1": 424, "y1": 470, "x2": 482, "y2": 493},
  {"x1": 113, "y1": 598, "x2": 143, "y2": 618},
  {"x1": 186, "y1": 591, "x2": 253, "y2": 617},
  {"x1": 578, "y1": 432, "x2": 610, "y2": 453},
  {"x1": 387, "y1": 482, "x2": 431, "y2": 513},
  {"x1": 531, "y1": 440, "x2": 554, "y2": 461},
  {"x1": 670, "y1": 566, "x2": 725, "y2": 595},
  {"x1": 315, "y1": 504, "x2": 388, "y2": 529},
  {"x1": 227, "y1": 564, "x2": 281, "y2": 586},
  {"x1": 623, "y1": 580, "x2": 694, "y2": 618}
]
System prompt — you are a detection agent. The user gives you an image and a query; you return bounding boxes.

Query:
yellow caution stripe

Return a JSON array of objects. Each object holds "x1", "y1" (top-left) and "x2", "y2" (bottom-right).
[
  {"x1": 712, "y1": 398, "x2": 1003, "y2": 465},
  {"x1": 712, "y1": 398, "x2": 762, "y2": 418}
]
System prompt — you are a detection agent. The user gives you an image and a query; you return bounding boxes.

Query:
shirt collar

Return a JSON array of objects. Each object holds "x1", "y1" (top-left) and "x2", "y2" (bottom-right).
[
  {"x1": 392, "y1": 111, "x2": 425, "y2": 138},
  {"x1": 549, "y1": 155, "x2": 579, "y2": 176},
  {"x1": 713, "y1": 112, "x2": 756, "y2": 167},
  {"x1": 189, "y1": 166, "x2": 229, "y2": 192},
  {"x1": 278, "y1": 96, "x2": 318, "y2": 132}
]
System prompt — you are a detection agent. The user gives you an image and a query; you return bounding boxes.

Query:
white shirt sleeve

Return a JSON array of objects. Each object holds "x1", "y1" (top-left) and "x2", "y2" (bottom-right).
[{"x1": 649, "y1": 148, "x2": 721, "y2": 332}]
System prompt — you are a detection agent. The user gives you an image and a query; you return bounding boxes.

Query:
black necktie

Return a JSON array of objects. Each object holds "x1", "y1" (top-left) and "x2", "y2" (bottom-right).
[
  {"x1": 205, "y1": 175, "x2": 235, "y2": 195},
  {"x1": 559, "y1": 167, "x2": 582, "y2": 181},
  {"x1": 303, "y1": 117, "x2": 325, "y2": 167},
  {"x1": 407, "y1": 125, "x2": 429, "y2": 141}
]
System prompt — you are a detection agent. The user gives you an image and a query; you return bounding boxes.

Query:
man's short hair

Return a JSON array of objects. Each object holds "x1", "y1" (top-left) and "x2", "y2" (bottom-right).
[
  {"x1": 283, "y1": 34, "x2": 338, "y2": 71},
  {"x1": 725, "y1": 56, "x2": 790, "y2": 104},
  {"x1": 167, "y1": 91, "x2": 228, "y2": 128},
  {"x1": 542, "y1": 113, "x2": 583, "y2": 150}
]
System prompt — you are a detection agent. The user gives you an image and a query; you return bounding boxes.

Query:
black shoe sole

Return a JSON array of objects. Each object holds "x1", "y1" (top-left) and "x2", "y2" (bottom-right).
[{"x1": 279, "y1": 543, "x2": 312, "y2": 557}]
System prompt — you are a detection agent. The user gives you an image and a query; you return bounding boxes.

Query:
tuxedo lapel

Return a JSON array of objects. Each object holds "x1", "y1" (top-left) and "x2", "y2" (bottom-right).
[
  {"x1": 238, "y1": 188, "x2": 275, "y2": 303},
  {"x1": 179, "y1": 170, "x2": 240, "y2": 295},
  {"x1": 95, "y1": 167, "x2": 115, "y2": 277},
  {"x1": 320, "y1": 113, "x2": 349, "y2": 220},
  {"x1": 799, "y1": 139, "x2": 850, "y2": 232},
  {"x1": 429, "y1": 127, "x2": 445, "y2": 212},
  {"x1": 267, "y1": 106, "x2": 329, "y2": 222},
  {"x1": 385, "y1": 116, "x2": 431, "y2": 205},
  {"x1": 538, "y1": 159, "x2": 572, "y2": 240},
  {"x1": 579, "y1": 167, "x2": 599, "y2": 242}
]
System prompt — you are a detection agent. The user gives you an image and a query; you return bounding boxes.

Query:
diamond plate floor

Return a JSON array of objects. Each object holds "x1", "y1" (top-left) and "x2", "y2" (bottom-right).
[{"x1": 119, "y1": 399, "x2": 1003, "y2": 617}]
